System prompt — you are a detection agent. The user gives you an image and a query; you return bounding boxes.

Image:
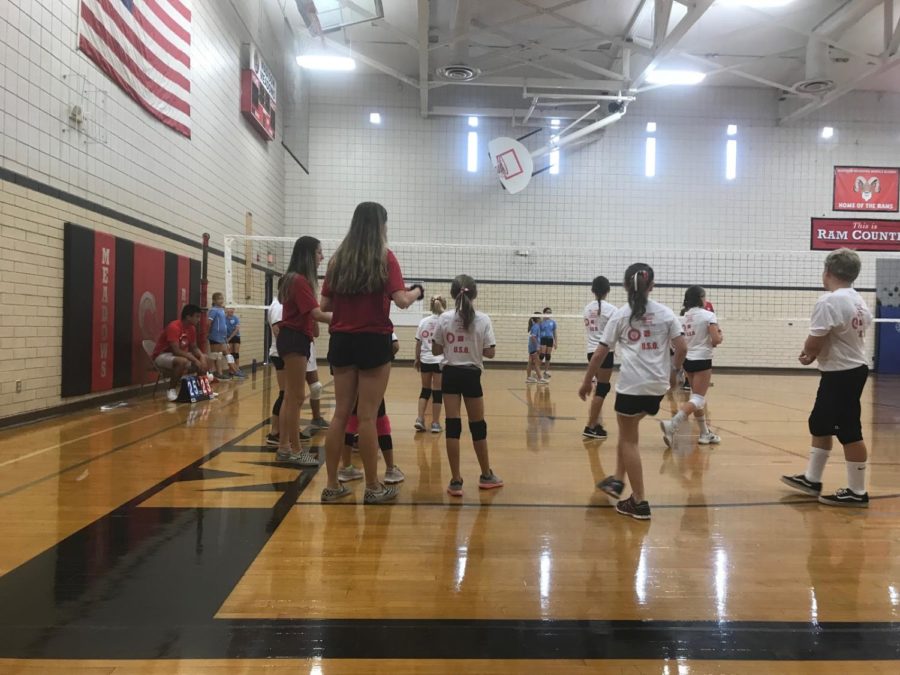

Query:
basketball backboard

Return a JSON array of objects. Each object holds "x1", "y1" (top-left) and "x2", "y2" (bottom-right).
[{"x1": 295, "y1": 0, "x2": 384, "y2": 35}]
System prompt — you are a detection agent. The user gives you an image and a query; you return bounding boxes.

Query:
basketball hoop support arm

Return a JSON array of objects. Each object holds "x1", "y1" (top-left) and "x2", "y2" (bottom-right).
[{"x1": 530, "y1": 110, "x2": 625, "y2": 160}]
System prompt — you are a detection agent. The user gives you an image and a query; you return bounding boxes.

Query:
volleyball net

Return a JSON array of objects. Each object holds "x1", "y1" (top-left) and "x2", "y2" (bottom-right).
[{"x1": 223, "y1": 235, "x2": 900, "y2": 369}]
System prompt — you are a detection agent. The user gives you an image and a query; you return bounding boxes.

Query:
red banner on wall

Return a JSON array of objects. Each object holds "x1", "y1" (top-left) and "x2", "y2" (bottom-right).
[
  {"x1": 132, "y1": 244, "x2": 165, "y2": 384},
  {"x1": 811, "y1": 217, "x2": 900, "y2": 251},
  {"x1": 91, "y1": 232, "x2": 116, "y2": 392},
  {"x1": 833, "y1": 166, "x2": 899, "y2": 212}
]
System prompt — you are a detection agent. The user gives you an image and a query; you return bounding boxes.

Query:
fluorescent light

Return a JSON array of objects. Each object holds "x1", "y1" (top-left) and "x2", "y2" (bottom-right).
[
  {"x1": 296, "y1": 54, "x2": 356, "y2": 71},
  {"x1": 550, "y1": 118, "x2": 560, "y2": 128},
  {"x1": 726, "y1": 139, "x2": 737, "y2": 180},
  {"x1": 821, "y1": 126, "x2": 834, "y2": 139},
  {"x1": 467, "y1": 131, "x2": 478, "y2": 172},
  {"x1": 727, "y1": 124, "x2": 737, "y2": 136},
  {"x1": 646, "y1": 122, "x2": 657, "y2": 133},
  {"x1": 718, "y1": 0, "x2": 795, "y2": 7},
  {"x1": 645, "y1": 137, "x2": 656, "y2": 178},
  {"x1": 645, "y1": 69, "x2": 706, "y2": 85},
  {"x1": 369, "y1": 112, "x2": 381, "y2": 125},
  {"x1": 468, "y1": 116, "x2": 478, "y2": 128}
]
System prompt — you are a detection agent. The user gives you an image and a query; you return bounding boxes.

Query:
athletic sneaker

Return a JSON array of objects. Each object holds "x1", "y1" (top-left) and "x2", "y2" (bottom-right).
[
  {"x1": 338, "y1": 466, "x2": 363, "y2": 482},
  {"x1": 780, "y1": 474, "x2": 823, "y2": 497},
  {"x1": 545, "y1": 370, "x2": 552, "y2": 378},
  {"x1": 431, "y1": 422, "x2": 442, "y2": 434},
  {"x1": 275, "y1": 449, "x2": 292, "y2": 462},
  {"x1": 593, "y1": 424, "x2": 608, "y2": 439},
  {"x1": 289, "y1": 451, "x2": 319, "y2": 466},
  {"x1": 299, "y1": 429, "x2": 312, "y2": 442},
  {"x1": 660, "y1": 420, "x2": 675, "y2": 448},
  {"x1": 447, "y1": 478, "x2": 464, "y2": 497},
  {"x1": 364, "y1": 482, "x2": 399, "y2": 504},
  {"x1": 597, "y1": 476, "x2": 624, "y2": 499},
  {"x1": 218, "y1": 372, "x2": 232, "y2": 381},
  {"x1": 698, "y1": 432, "x2": 721, "y2": 445},
  {"x1": 538, "y1": 378, "x2": 549, "y2": 385},
  {"x1": 233, "y1": 370, "x2": 247, "y2": 379},
  {"x1": 583, "y1": 425, "x2": 608, "y2": 440},
  {"x1": 265, "y1": 433, "x2": 279, "y2": 447},
  {"x1": 384, "y1": 466, "x2": 406, "y2": 484},
  {"x1": 478, "y1": 471, "x2": 504, "y2": 489},
  {"x1": 526, "y1": 376, "x2": 538, "y2": 383},
  {"x1": 616, "y1": 496, "x2": 651, "y2": 520},
  {"x1": 311, "y1": 417, "x2": 330, "y2": 430},
  {"x1": 321, "y1": 485, "x2": 351, "y2": 502},
  {"x1": 166, "y1": 388, "x2": 178, "y2": 402},
  {"x1": 414, "y1": 418, "x2": 426, "y2": 432},
  {"x1": 819, "y1": 487, "x2": 869, "y2": 508}
]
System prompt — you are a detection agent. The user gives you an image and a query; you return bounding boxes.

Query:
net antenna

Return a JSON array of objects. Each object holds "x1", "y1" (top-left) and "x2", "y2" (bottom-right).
[{"x1": 488, "y1": 101, "x2": 631, "y2": 194}]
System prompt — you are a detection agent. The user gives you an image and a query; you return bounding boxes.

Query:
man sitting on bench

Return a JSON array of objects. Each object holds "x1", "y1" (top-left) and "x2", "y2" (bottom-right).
[{"x1": 152, "y1": 304, "x2": 210, "y2": 401}]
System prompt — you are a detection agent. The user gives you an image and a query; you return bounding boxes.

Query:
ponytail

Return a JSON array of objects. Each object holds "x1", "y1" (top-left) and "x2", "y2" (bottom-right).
[
  {"x1": 430, "y1": 295, "x2": 447, "y2": 315},
  {"x1": 623, "y1": 262, "x2": 654, "y2": 326},
  {"x1": 450, "y1": 274, "x2": 477, "y2": 330},
  {"x1": 591, "y1": 276, "x2": 610, "y2": 301}
]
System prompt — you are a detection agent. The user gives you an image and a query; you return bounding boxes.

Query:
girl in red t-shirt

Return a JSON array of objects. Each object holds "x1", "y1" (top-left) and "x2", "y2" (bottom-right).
[
  {"x1": 276, "y1": 236, "x2": 331, "y2": 463},
  {"x1": 319, "y1": 202, "x2": 423, "y2": 504}
]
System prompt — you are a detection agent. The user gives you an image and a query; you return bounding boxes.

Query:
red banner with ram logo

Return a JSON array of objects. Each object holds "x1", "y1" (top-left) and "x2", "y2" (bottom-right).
[{"x1": 833, "y1": 166, "x2": 899, "y2": 212}]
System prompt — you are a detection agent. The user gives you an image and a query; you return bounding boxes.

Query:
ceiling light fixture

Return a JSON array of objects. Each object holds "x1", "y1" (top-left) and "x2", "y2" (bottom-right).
[
  {"x1": 296, "y1": 54, "x2": 356, "y2": 71},
  {"x1": 821, "y1": 126, "x2": 834, "y2": 139},
  {"x1": 645, "y1": 69, "x2": 706, "y2": 85}
]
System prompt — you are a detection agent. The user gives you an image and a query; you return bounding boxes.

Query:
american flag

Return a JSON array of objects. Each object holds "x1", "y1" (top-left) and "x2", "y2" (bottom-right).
[{"x1": 78, "y1": 0, "x2": 192, "y2": 138}]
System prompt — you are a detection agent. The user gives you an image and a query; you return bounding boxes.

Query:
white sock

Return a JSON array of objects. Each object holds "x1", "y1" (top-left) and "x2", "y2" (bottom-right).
[
  {"x1": 846, "y1": 461, "x2": 867, "y2": 495},
  {"x1": 697, "y1": 415, "x2": 710, "y2": 435},
  {"x1": 805, "y1": 447, "x2": 830, "y2": 482},
  {"x1": 671, "y1": 410, "x2": 687, "y2": 428}
]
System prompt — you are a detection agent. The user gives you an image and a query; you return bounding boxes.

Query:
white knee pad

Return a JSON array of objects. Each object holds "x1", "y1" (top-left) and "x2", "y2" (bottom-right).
[
  {"x1": 309, "y1": 381, "x2": 323, "y2": 401},
  {"x1": 226, "y1": 354, "x2": 235, "y2": 364},
  {"x1": 689, "y1": 394, "x2": 706, "y2": 411}
]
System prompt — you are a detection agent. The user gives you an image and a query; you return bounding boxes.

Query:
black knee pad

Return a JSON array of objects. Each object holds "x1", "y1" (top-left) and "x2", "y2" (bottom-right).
[
  {"x1": 446, "y1": 417, "x2": 463, "y2": 439},
  {"x1": 344, "y1": 432, "x2": 356, "y2": 447},
  {"x1": 378, "y1": 434, "x2": 393, "y2": 451},
  {"x1": 432, "y1": 389, "x2": 443, "y2": 405},
  {"x1": 595, "y1": 382, "x2": 611, "y2": 398},
  {"x1": 545, "y1": 354, "x2": 551, "y2": 363},
  {"x1": 836, "y1": 426, "x2": 864, "y2": 445},
  {"x1": 469, "y1": 420, "x2": 487, "y2": 441},
  {"x1": 419, "y1": 387, "x2": 432, "y2": 401},
  {"x1": 272, "y1": 390, "x2": 284, "y2": 417}
]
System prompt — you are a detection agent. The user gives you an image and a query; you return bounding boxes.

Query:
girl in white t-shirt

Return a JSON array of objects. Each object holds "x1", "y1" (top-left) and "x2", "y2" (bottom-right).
[
  {"x1": 432, "y1": 275, "x2": 502, "y2": 497},
  {"x1": 579, "y1": 262, "x2": 686, "y2": 520},
  {"x1": 660, "y1": 286, "x2": 724, "y2": 447},
  {"x1": 582, "y1": 275, "x2": 616, "y2": 439},
  {"x1": 414, "y1": 296, "x2": 447, "y2": 433}
]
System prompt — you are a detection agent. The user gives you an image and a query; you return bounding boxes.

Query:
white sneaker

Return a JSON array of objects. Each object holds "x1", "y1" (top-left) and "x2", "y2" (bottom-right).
[
  {"x1": 166, "y1": 388, "x2": 178, "y2": 402},
  {"x1": 384, "y1": 466, "x2": 406, "y2": 484},
  {"x1": 414, "y1": 418, "x2": 426, "y2": 432},
  {"x1": 660, "y1": 420, "x2": 675, "y2": 448},
  {"x1": 338, "y1": 466, "x2": 364, "y2": 482},
  {"x1": 538, "y1": 378, "x2": 549, "y2": 384},
  {"x1": 699, "y1": 432, "x2": 721, "y2": 445},
  {"x1": 526, "y1": 376, "x2": 537, "y2": 383}
]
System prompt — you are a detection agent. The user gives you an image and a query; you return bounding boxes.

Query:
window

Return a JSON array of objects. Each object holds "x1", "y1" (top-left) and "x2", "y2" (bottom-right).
[
  {"x1": 550, "y1": 118, "x2": 560, "y2": 128},
  {"x1": 645, "y1": 137, "x2": 656, "y2": 178},
  {"x1": 369, "y1": 112, "x2": 381, "y2": 124},
  {"x1": 726, "y1": 139, "x2": 737, "y2": 180},
  {"x1": 727, "y1": 124, "x2": 737, "y2": 136},
  {"x1": 467, "y1": 131, "x2": 478, "y2": 172},
  {"x1": 821, "y1": 126, "x2": 834, "y2": 139},
  {"x1": 646, "y1": 121, "x2": 657, "y2": 133},
  {"x1": 468, "y1": 116, "x2": 478, "y2": 128}
]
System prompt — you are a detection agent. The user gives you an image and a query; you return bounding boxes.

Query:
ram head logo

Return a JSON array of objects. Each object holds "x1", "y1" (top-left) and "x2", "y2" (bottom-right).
[{"x1": 855, "y1": 176, "x2": 881, "y2": 202}]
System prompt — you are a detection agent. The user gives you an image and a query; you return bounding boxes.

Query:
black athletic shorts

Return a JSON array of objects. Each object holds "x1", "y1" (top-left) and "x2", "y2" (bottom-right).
[
  {"x1": 614, "y1": 393, "x2": 663, "y2": 417},
  {"x1": 684, "y1": 359, "x2": 712, "y2": 373},
  {"x1": 270, "y1": 355, "x2": 284, "y2": 371},
  {"x1": 276, "y1": 327, "x2": 311, "y2": 359},
  {"x1": 540, "y1": 337, "x2": 554, "y2": 347},
  {"x1": 442, "y1": 365, "x2": 483, "y2": 398},
  {"x1": 420, "y1": 362, "x2": 442, "y2": 374},
  {"x1": 328, "y1": 332, "x2": 394, "y2": 370},
  {"x1": 808, "y1": 364, "x2": 868, "y2": 444},
  {"x1": 229, "y1": 336, "x2": 241, "y2": 344},
  {"x1": 588, "y1": 351, "x2": 615, "y2": 369},
  {"x1": 209, "y1": 339, "x2": 225, "y2": 346}
]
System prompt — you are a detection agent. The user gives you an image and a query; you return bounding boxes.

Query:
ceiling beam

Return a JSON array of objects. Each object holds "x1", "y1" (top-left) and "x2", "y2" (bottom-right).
[
  {"x1": 430, "y1": 76, "x2": 625, "y2": 89},
  {"x1": 417, "y1": 0, "x2": 429, "y2": 117},
  {"x1": 779, "y1": 53, "x2": 900, "y2": 124},
  {"x1": 323, "y1": 37, "x2": 419, "y2": 88},
  {"x1": 653, "y1": 0, "x2": 673, "y2": 49},
  {"x1": 471, "y1": 19, "x2": 626, "y2": 80},
  {"x1": 631, "y1": 0, "x2": 716, "y2": 89},
  {"x1": 676, "y1": 50, "x2": 807, "y2": 96},
  {"x1": 885, "y1": 0, "x2": 894, "y2": 53},
  {"x1": 887, "y1": 8, "x2": 900, "y2": 55}
]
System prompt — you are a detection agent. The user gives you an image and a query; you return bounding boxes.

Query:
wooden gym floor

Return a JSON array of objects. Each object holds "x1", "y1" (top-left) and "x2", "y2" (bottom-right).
[{"x1": 0, "y1": 365, "x2": 898, "y2": 673}]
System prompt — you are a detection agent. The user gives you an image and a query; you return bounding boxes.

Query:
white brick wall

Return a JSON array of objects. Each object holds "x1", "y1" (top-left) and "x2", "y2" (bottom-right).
[
  {"x1": 286, "y1": 75, "x2": 900, "y2": 368},
  {"x1": 0, "y1": 0, "x2": 291, "y2": 419}
]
